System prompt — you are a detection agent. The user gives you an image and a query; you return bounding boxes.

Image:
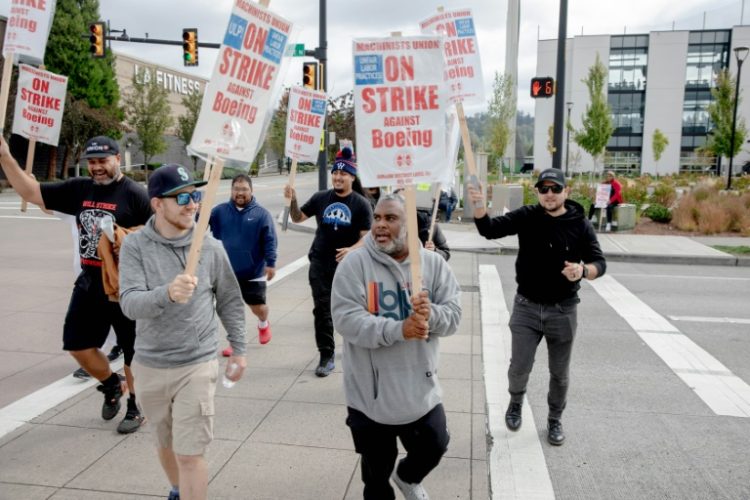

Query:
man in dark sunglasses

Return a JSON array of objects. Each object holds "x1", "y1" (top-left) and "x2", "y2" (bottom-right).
[
  {"x1": 119, "y1": 164, "x2": 247, "y2": 500},
  {"x1": 467, "y1": 168, "x2": 606, "y2": 446}
]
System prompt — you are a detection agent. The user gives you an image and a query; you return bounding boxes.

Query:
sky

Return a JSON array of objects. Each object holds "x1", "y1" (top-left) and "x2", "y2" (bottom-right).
[{"x1": 2, "y1": 0, "x2": 746, "y2": 116}]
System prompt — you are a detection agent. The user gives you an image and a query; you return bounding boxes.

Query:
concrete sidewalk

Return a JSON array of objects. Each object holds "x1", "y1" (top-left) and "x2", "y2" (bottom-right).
[{"x1": 0, "y1": 252, "x2": 488, "y2": 500}]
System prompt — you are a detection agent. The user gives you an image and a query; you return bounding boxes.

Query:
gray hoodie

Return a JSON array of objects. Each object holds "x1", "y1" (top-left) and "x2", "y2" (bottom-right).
[
  {"x1": 119, "y1": 216, "x2": 247, "y2": 368},
  {"x1": 331, "y1": 233, "x2": 461, "y2": 425}
]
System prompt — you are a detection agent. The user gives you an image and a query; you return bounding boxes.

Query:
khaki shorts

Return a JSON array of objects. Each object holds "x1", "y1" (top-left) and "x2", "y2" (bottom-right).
[{"x1": 132, "y1": 358, "x2": 218, "y2": 456}]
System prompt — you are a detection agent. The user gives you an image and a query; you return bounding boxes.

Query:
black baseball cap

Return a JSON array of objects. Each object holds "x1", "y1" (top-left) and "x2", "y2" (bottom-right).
[
  {"x1": 148, "y1": 164, "x2": 208, "y2": 199},
  {"x1": 535, "y1": 168, "x2": 566, "y2": 188},
  {"x1": 81, "y1": 136, "x2": 120, "y2": 159}
]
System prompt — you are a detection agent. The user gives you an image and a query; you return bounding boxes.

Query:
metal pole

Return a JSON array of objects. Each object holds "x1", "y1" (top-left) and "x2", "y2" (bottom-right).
[
  {"x1": 565, "y1": 102, "x2": 572, "y2": 177},
  {"x1": 316, "y1": 0, "x2": 328, "y2": 191},
  {"x1": 727, "y1": 57, "x2": 744, "y2": 190},
  {"x1": 552, "y1": 0, "x2": 568, "y2": 170}
]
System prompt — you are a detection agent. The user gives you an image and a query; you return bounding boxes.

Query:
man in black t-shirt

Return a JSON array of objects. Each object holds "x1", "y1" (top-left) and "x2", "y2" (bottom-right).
[
  {"x1": 284, "y1": 147, "x2": 372, "y2": 377},
  {"x1": 0, "y1": 135, "x2": 152, "y2": 434}
]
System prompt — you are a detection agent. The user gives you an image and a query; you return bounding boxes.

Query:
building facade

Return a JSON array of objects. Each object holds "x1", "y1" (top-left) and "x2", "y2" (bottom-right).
[{"x1": 534, "y1": 26, "x2": 750, "y2": 176}]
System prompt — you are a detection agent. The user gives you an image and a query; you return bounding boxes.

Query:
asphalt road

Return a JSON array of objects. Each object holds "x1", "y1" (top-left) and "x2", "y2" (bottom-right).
[{"x1": 480, "y1": 254, "x2": 750, "y2": 500}]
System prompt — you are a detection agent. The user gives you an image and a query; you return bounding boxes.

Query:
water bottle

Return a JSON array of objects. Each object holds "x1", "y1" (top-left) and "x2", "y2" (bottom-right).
[{"x1": 222, "y1": 362, "x2": 239, "y2": 389}]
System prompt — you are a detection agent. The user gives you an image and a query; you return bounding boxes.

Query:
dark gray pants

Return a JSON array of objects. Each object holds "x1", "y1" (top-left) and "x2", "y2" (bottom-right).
[{"x1": 508, "y1": 294, "x2": 578, "y2": 419}]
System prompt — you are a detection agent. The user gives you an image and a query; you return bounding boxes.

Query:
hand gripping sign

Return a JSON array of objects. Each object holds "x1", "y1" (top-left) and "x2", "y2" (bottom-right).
[
  {"x1": 352, "y1": 36, "x2": 448, "y2": 188},
  {"x1": 188, "y1": 0, "x2": 293, "y2": 163}
]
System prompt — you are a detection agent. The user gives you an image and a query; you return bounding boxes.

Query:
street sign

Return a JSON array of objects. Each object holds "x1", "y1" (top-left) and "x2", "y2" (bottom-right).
[{"x1": 285, "y1": 43, "x2": 305, "y2": 57}]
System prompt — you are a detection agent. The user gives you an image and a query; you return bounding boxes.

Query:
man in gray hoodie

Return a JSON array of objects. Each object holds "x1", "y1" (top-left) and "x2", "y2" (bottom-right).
[
  {"x1": 332, "y1": 193, "x2": 462, "y2": 500},
  {"x1": 119, "y1": 164, "x2": 247, "y2": 500}
]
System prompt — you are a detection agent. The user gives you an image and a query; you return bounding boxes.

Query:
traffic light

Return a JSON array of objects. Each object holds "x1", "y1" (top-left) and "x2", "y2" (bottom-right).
[
  {"x1": 302, "y1": 61, "x2": 318, "y2": 90},
  {"x1": 183, "y1": 28, "x2": 198, "y2": 67},
  {"x1": 89, "y1": 22, "x2": 105, "y2": 58},
  {"x1": 530, "y1": 77, "x2": 555, "y2": 98}
]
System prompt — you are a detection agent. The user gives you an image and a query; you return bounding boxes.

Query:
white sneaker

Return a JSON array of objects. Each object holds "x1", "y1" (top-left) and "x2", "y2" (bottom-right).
[
  {"x1": 391, "y1": 469, "x2": 429, "y2": 500},
  {"x1": 605, "y1": 223, "x2": 612, "y2": 232}
]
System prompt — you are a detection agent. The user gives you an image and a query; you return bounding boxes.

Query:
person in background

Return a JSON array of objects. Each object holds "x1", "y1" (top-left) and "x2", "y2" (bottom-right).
[
  {"x1": 438, "y1": 187, "x2": 458, "y2": 223},
  {"x1": 332, "y1": 193, "x2": 461, "y2": 500},
  {"x1": 284, "y1": 147, "x2": 373, "y2": 377},
  {"x1": 588, "y1": 170, "x2": 622, "y2": 232},
  {"x1": 468, "y1": 168, "x2": 606, "y2": 446},
  {"x1": 210, "y1": 174, "x2": 277, "y2": 355}
]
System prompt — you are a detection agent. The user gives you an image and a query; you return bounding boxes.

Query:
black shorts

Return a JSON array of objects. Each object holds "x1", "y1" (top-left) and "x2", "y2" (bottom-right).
[
  {"x1": 238, "y1": 280, "x2": 267, "y2": 306},
  {"x1": 62, "y1": 273, "x2": 136, "y2": 365}
]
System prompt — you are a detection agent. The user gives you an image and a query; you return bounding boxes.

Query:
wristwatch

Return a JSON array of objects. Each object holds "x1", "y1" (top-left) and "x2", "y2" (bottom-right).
[{"x1": 581, "y1": 264, "x2": 589, "y2": 279}]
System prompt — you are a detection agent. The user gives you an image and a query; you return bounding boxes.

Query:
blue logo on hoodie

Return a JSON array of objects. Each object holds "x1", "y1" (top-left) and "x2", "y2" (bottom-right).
[{"x1": 323, "y1": 202, "x2": 352, "y2": 230}]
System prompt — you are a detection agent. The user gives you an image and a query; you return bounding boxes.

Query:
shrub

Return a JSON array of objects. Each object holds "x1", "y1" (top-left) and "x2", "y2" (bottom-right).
[
  {"x1": 671, "y1": 195, "x2": 699, "y2": 231},
  {"x1": 622, "y1": 178, "x2": 648, "y2": 208},
  {"x1": 649, "y1": 183, "x2": 677, "y2": 207},
  {"x1": 696, "y1": 201, "x2": 730, "y2": 234},
  {"x1": 643, "y1": 203, "x2": 672, "y2": 223}
]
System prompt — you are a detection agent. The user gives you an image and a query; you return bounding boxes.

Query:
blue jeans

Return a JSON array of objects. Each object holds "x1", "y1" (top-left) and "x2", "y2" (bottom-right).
[{"x1": 508, "y1": 294, "x2": 578, "y2": 419}]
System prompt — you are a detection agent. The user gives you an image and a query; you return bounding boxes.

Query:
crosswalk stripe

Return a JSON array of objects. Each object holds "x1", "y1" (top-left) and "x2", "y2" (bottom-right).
[
  {"x1": 668, "y1": 315, "x2": 750, "y2": 325},
  {"x1": 479, "y1": 264, "x2": 555, "y2": 500},
  {"x1": 590, "y1": 275, "x2": 750, "y2": 418}
]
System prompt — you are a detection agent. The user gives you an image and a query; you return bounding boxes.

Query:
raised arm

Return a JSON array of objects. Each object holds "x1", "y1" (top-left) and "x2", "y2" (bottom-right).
[{"x1": 0, "y1": 136, "x2": 44, "y2": 207}]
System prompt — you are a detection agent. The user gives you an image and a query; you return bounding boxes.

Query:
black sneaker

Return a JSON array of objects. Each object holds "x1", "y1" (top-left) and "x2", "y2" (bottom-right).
[
  {"x1": 505, "y1": 402, "x2": 522, "y2": 431},
  {"x1": 547, "y1": 418, "x2": 565, "y2": 446},
  {"x1": 107, "y1": 345, "x2": 123, "y2": 362},
  {"x1": 72, "y1": 367, "x2": 91, "y2": 380},
  {"x1": 97, "y1": 382, "x2": 123, "y2": 421},
  {"x1": 117, "y1": 404, "x2": 145, "y2": 434},
  {"x1": 167, "y1": 489, "x2": 180, "y2": 500},
  {"x1": 314, "y1": 354, "x2": 335, "y2": 377}
]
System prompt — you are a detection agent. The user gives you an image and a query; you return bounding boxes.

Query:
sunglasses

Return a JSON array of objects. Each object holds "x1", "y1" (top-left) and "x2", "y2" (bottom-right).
[
  {"x1": 537, "y1": 184, "x2": 564, "y2": 194},
  {"x1": 162, "y1": 191, "x2": 203, "y2": 205}
]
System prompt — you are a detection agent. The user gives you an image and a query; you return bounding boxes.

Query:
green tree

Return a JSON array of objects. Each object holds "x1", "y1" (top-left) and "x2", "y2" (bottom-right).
[
  {"x1": 705, "y1": 69, "x2": 747, "y2": 162},
  {"x1": 266, "y1": 88, "x2": 290, "y2": 158},
  {"x1": 652, "y1": 128, "x2": 669, "y2": 177},
  {"x1": 486, "y1": 72, "x2": 515, "y2": 174},
  {"x1": 574, "y1": 53, "x2": 613, "y2": 175},
  {"x1": 176, "y1": 90, "x2": 203, "y2": 166},
  {"x1": 43, "y1": 0, "x2": 122, "y2": 178},
  {"x1": 122, "y1": 68, "x2": 173, "y2": 166}
]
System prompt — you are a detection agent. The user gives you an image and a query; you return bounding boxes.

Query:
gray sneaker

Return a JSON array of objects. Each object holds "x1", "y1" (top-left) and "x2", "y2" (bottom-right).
[
  {"x1": 391, "y1": 469, "x2": 429, "y2": 500},
  {"x1": 97, "y1": 382, "x2": 123, "y2": 421},
  {"x1": 72, "y1": 367, "x2": 91, "y2": 380},
  {"x1": 117, "y1": 404, "x2": 145, "y2": 434}
]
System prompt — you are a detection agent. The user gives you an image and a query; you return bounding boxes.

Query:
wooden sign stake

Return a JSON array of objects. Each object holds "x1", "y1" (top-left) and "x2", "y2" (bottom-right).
[
  {"x1": 184, "y1": 156, "x2": 224, "y2": 275},
  {"x1": 427, "y1": 182, "x2": 441, "y2": 243},
  {"x1": 281, "y1": 158, "x2": 298, "y2": 231}
]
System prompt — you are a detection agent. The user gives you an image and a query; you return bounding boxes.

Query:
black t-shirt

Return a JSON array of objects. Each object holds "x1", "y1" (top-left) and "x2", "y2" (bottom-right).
[
  {"x1": 301, "y1": 189, "x2": 372, "y2": 263},
  {"x1": 41, "y1": 176, "x2": 152, "y2": 277}
]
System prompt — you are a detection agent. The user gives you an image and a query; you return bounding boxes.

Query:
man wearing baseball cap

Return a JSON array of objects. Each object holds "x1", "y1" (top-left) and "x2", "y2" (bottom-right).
[
  {"x1": 0, "y1": 134, "x2": 151, "y2": 434},
  {"x1": 119, "y1": 163, "x2": 247, "y2": 500},
  {"x1": 467, "y1": 168, "x2": 606, "y2": 446},
  {"x1": 283, "y1": 147, "x2": 373, "y2": 377}
]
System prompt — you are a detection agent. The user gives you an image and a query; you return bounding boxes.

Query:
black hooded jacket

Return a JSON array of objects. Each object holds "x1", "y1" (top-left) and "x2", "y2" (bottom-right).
[{"x1": 474, "y1": 199, "x2": 606, "y2": 304}]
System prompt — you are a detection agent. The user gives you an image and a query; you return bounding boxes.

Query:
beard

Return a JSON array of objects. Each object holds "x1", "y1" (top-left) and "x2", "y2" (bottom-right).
[
  {"x1": 375, "y1": 226, "x2": 407, "y2": 257},
  {"x1": 93, "y1": 168, "x2": 119, "y2": 186}
]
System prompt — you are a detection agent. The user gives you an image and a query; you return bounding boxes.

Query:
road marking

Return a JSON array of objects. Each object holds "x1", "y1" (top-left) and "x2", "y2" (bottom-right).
[
  {"x1": 668, "y1": 315, "x2": 750, "y2": 325},
  {"x1": 0, "y1": 258, "x2": 310, "y2": 440},
  {"x1": 591, "y1": 275, "x2": 750, "y2": 418},
  {"x1": 479, "y1": 265, "x2": 554, "y2": 500},
  {"x1": 614, "y1": 273, "x2": 750, "y2": 282}
]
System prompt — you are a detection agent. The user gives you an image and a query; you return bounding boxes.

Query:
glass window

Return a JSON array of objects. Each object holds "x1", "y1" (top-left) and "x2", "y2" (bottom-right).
[
  {"x1": 689, "y1": 32, "x2": 702, "y2": 44},
  {"x1": 637, "y1": 35, "x2": 649, "y2": 47},
  {"x1": 702, "y1": 31, "x2": 716, "y2": 44},
  {"x1": 611, "y1": 36, "x2": 623, "y2": 49},
  {"x1": 623, "y1": 36, "x2": 636, "y2": 48}
]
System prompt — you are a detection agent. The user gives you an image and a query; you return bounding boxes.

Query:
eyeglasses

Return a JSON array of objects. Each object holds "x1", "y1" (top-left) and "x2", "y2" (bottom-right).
[
  {"x1": 161, "y1": 191, "x2": 202, "y2": 205},
  {"x1": 537, "y1": 184, "x2": 564, "y2": 194}
]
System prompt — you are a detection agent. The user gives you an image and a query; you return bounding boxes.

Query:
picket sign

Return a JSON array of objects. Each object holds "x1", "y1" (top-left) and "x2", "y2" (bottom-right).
[
  {"x1": 382, "y1": 31, "x2": 422, "y2": 295},
  {"x1": 19, "y1": 64, "x2": 46, "y2": 213},
  {"x1": 185, "y1": 0, "x2": 272, "y2": 275},
  {"x1": 281, "y1": 157, "x2": 298, "y2": 231},
  {"x1": 427, "y1": 182, "x2": 441, "y2": 243}
]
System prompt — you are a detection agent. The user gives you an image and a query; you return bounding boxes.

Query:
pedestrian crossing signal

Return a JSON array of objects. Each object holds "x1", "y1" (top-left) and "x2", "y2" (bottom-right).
[
  {"x1": 531, "y1": 77, "x2": 555, "y2": 98},
  {"x1": 183, "y1": 28, "x2": 198, "y2": 67},
  {"x1": 89, "y1": 22, "x2": 105, "y2": 58}
]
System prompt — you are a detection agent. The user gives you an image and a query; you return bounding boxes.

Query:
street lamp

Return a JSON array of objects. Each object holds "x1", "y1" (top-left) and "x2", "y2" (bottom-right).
[
  {"x1": 565, "y1": 101, "x2": 573, "y2": 177},
  {"x1": 727, "y1": 45, "x2": 749, "y2": 190}
]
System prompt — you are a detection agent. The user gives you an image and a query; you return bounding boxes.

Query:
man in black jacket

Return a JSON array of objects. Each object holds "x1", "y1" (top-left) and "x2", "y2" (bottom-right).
[{"x1": 468, "y1": 168, "x2": 606, "y2": 446}]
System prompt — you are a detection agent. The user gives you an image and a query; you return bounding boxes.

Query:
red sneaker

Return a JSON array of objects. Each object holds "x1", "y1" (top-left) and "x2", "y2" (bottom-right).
[
  {"x1": 258, "y1": 322, "x2": 272, "y2": 345},
  {"x1": 221, "y1": 347, "x2": 233, "y2": 357}
]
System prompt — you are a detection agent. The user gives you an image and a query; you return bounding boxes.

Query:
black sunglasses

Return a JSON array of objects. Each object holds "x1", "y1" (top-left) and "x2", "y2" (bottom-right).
[
  {"x1": 161, "y1": 191, "x2": 203, "y2": 205},
  {"x1": 537, "y1": 184, "x2": 564, "y2": 194}
]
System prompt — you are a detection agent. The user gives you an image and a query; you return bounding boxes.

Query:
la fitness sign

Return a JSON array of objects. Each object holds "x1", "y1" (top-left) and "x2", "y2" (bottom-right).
[{"x1": 133, "y1": 64, "x2": 203, "y2": 96}]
